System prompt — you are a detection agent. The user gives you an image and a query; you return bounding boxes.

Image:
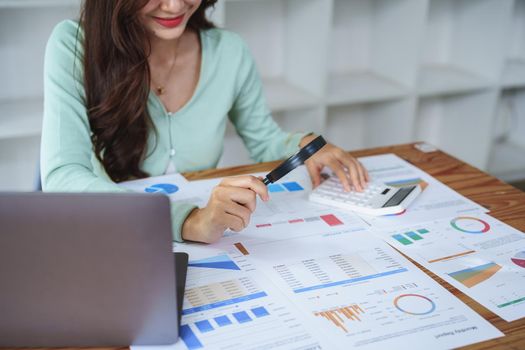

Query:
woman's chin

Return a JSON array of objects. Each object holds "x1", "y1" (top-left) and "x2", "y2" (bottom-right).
[{"x1": 153, "y1": 27, "x2": 186, "y2": 41}]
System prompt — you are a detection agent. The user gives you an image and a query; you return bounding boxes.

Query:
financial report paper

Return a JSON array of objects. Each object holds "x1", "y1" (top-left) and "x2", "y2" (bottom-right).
[
  {"x1": 374, "y1": 213, "x2": 525, "y2": 322},
  {"x1": 133, "y1": 232, "x2": 502, "y2": 350},
  {"x1": 124, "y1": 154, "x2": 524, "y2": 349}
]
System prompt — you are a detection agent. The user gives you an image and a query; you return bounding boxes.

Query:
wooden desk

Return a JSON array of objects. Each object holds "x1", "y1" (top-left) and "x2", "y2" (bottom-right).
[
  {"x1": 186, "y1": 142, "x2": 525, "y2": 350},
  {"x1": 27, "y1": 143, "x2": 525, "y2": 350}
]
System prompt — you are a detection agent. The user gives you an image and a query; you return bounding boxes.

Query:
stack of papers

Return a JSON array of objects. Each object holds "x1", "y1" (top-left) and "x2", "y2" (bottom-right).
[{"x1": 122, "y1": 154, "x2": 525, "y2": 350}]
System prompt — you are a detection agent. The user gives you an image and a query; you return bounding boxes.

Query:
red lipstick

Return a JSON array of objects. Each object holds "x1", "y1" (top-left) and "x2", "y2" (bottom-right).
[{"x1": 153, "y1": 14, "x2": 184, "y2": 28}]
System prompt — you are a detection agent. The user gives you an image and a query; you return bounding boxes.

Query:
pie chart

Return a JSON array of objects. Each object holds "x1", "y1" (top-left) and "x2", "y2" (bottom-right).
[
  {"x1": 393, "y1": 294, "x2": 436, "y2": 315},
  {"x1": 145, "y1": 183, "x2": 179, "y2": 195},
  {"x1": 450, "y1": 216, "x2": 490, "y2": 234},
  {"x1": 511, "y1": 251, "x2": 525, "y2": 269}
]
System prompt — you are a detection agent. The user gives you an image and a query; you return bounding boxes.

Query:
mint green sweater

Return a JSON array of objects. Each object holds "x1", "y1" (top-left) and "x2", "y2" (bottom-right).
[{"x1": 41, "y1": 20, "x2": 306, "y2": 242}]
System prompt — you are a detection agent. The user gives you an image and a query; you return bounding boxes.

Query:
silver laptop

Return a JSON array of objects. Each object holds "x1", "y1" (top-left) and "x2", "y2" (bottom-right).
[{"x1": 0, "y1": 192, "x2": 188, "y2": 347}]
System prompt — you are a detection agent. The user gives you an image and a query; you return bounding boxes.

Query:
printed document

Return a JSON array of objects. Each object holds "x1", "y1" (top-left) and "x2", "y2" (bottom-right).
[{"x1": 374, "y1": 213, "x2": 525, "y2": 321}]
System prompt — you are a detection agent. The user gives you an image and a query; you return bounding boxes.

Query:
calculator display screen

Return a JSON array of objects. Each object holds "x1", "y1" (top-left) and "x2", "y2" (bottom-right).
[{"x1": 382, "y1": 186, "x2": 416, "y2": 207}]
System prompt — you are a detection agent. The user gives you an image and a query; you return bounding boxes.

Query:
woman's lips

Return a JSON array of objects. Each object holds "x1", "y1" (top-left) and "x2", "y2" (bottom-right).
[{"x1": 153, "y1": 14, "x2": 185, "y2": 28}]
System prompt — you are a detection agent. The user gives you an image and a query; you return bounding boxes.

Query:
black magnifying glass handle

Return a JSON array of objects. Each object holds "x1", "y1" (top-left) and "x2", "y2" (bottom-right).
[{"x1": 262, "y1": 135, "x2": 327, "y2": 186}]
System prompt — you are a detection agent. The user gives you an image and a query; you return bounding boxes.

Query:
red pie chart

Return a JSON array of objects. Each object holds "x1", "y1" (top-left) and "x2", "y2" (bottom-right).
[{"x1": 511, "y1": 251, "x2": 525, "y2": 268}]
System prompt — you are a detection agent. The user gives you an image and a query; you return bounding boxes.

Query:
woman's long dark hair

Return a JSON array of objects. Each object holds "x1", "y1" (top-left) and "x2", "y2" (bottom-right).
[{"x1": 80, "y1": 0, "x2": 216, "y2": 182}]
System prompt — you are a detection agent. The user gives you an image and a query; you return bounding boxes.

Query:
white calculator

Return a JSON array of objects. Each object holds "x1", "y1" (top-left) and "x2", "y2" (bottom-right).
[{"x1": 309, "y1": 174, "x2": 422, "y2": 216}]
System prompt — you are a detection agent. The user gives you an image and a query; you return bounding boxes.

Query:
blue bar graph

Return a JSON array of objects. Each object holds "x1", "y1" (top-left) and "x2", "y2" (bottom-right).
[
  {"x1": 282, "y1": 182, "x2": 304, "y2": 191},
  {"x1": 268, "y1": 184, "x2": 286, "y2": 193},
  {"x1": 251, "y1": 306, "x2": 270, "y2": 318},
  {"x1": 233, "y1": 311, "x2": 252, "y2": 323},
  {"x1": 214, "y1": 315, "x2": 232, "y2": 327},
  {"x1": 180, "y1": 325, "x2": 203, "y2": 350},
  {"x1": 195, "y1": 320, "x2": 214, "y2": 333},
  {"x1": 268, "y1": 182, "x2": 304, "y2": 192}
]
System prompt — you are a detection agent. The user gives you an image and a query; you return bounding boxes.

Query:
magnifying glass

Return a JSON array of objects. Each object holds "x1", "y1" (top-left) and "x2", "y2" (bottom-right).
[{"x1": 262, "y1": 135, "x2": 327, "y2": 186}]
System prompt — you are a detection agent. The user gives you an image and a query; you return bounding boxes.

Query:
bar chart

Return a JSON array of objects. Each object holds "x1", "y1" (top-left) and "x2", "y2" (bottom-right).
[
  {"x1": 386, "y1": 222, "x2": 479, "y2": 264},
  {"x1": 180, "y1": 302, "x2": 310, "y2": 350},
  {"x1": 391, "y1": 228, "x2": 430, "y2": 245},
  {"x1": 181, "y1": 305, "x2": 272, "y2": 349},
  {"x1": 255, "y1": 213, "x2": 344, "y2": 228},
  {"x1": 178, "y1": 255, "x2": 323, "y2": 350},
  {"x1": 268, "y1": 181, "x2": 304, "y2": 193},
  {"x1": 314, "y1": 304, "x2": 365, "y2": 333}
]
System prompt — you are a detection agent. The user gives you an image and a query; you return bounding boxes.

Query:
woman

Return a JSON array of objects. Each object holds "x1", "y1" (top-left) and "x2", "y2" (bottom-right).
[{"x1": 41, "y1": 0, "x2": 369, "y2": 243}]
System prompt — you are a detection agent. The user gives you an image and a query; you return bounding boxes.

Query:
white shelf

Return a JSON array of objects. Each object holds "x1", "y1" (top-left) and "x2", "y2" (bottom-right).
[
  {"x1": 0, "y1": 98, "x2": 43, "y2": 139},
  {"x1": 0, "y1": 0, "x2": 79, "y2": 8},
  {"x1": 418, "y1": 64, "x2": 491, "y2": 97},
  {"x1": 326, "y1": 98, "x2": 417, "y2": 151},
  {"x1": 1, "y1": 0, "x2": 525, "y2": 189},
  {"x1": 421, "y1": 0, "x2": 511, "y2": 83},
  {"x1": 488, "y1": 141, "x2": 525, "y2": 182},
  {"x1": 327, "y1": 71, "x2": 408, "y2": 106},
  {"x1": 329, "y1": 0, "x2": 425, "y2": 91},
  {"x1": 502, "y1": 59, "x2": 525, "y2": 88},
  {"x1": 262, "y1": 78, "x2": 320, "y2": 112},
  {"x1": 415, "y1": 91, "x2": 499, "y2": 170}
]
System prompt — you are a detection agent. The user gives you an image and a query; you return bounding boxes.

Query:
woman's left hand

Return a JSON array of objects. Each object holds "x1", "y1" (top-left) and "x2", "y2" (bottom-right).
[{"x1": 300, "y1": 134, "x2": 370, "y2": 192}]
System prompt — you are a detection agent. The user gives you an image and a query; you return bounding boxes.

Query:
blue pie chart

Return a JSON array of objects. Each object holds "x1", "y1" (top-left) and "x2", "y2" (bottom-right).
[{"x1": 145, "y1": 183, "x2": 179, "y2": 195}]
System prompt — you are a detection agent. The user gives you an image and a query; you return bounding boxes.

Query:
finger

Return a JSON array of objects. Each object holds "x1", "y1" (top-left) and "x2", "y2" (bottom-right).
[
  {"x1": 361, "y1": 162, "x2": 371, "y2": 182},
  {"x1": 328, "y1": 159, "x2": 352, "y2": 192},
  {"x1": 337, "y1": 157, "x2": 362, "y2": 192},
  {"x1": 223, "y1": 200, "x2": 252, "y2": 228},
  {"x1": 221, "y1": 175, "x2": 269, "y2": 201},
  {"x1": 306, "y1": 161, "x2": 322, "y2": 188},
  {"x1": 333, "y1": 151, "x2": 365, "y2": 191},
  {"x1": 226, "y1": 187, "x2": 257, "y2": 212},
  {"x1": 348, "y1": 158, "x2": 366, "y2": 190},
  {"x1": 356, "y1": 159, "x2": 370, "y2": 184},
  {"x1": 224, "y1": 213, "x2": 245, "y2": 232},
  {"x1": 347, "y1": 160, "x2": 364, "y2": 192}
]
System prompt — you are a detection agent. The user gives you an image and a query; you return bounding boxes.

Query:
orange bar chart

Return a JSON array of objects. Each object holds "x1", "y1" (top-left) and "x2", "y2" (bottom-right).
[
  {"x1": 314, "y1": 304, "x2": 365, "y2": 333},
  {"x1": 234, "y1": 242, "x2": 250, "y2": 256}
]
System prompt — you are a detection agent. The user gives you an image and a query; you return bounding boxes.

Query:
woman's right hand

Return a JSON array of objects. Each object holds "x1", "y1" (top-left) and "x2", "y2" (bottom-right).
[{"x1": 181, "y1": 175, "x2": 269, "y2": 244}]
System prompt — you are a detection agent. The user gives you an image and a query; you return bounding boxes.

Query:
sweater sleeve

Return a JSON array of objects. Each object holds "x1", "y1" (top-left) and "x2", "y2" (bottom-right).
[
  {"x1": 228, "y1": 38, "x2": 307, "y2": 163},
  {"x1": 41, "y1": 21, "x2": 195, "y2": 242},
  {"x1": 41, "y1": 21, "x2": 120, "y2": 193}
]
